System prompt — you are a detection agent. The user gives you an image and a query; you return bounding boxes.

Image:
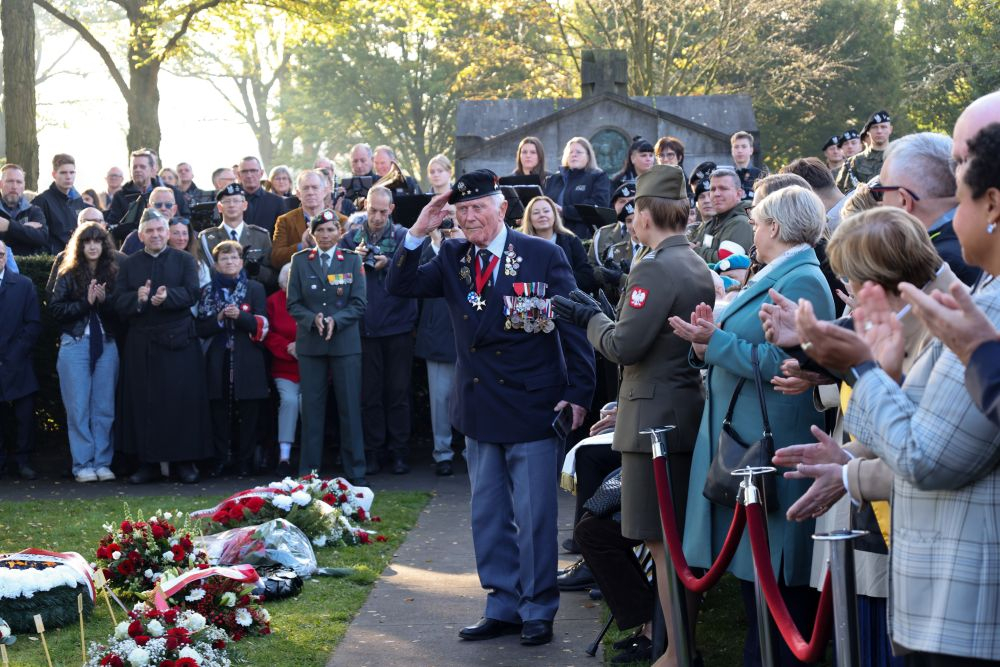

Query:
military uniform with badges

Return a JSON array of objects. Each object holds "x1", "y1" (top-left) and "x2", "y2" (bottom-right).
[
  {"x1": 286, "y1": 214, "x2": 367, "y2": 480},
  {"x1": 200, "y1": 184, "x2": 276, "y2": 289},
  {"x1": 836, "y1": 112, "x2": 891, "y2": 192},
  {"x1": 688, "y1": 200, "x2": 753, "y2": 264}
]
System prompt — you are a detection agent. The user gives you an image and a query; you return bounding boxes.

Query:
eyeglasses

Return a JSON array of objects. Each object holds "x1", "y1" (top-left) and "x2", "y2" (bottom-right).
[
  {"x1": 151, "y1": 201, "x2": 174, "y2": 210},
  {"x1": 171, "y1": 217, "x2": 191, "y2": 226},
  {"x1": 870, "y1": 185, "x2": 921, "y2": 202}
]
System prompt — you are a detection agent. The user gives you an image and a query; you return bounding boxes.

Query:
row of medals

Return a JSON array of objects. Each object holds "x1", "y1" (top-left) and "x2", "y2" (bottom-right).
[{"x1": 505, "y1": 283, "x2": 555, "y2": 333}]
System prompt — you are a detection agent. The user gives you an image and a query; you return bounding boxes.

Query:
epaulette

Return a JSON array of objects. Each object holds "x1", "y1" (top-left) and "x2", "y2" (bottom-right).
[{"x1": 246, "y1": 224, "x2": 269, "y2": 234}]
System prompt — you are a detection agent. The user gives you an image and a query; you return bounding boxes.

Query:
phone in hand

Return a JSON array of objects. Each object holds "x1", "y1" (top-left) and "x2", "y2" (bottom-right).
[{"x1": 552, "y1": 405, "x2": 574, "y2": 440}]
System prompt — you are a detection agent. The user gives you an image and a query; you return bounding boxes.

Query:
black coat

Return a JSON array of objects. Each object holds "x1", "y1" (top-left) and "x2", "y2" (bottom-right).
[
  {"x1": 0, "y1": 199, "x2": 49, "y2": 256},
  {"x1": 413, "y1": 240, "x2": 457, "y2": 363},
  {"x1": 933, "y1": 220, "x2": 982, "y2": 287},
  {"x1": 31, "y1": 183, "x2": 86, "y2": 253},
  {"x1": 0, "y1": 270, "x2": 41, "y2": 401},
  {"x1": 554, "y1": 232, "x2": 597, "y2": 293},
  {"x1": 543, "y1": 168, "x2": 611, "y2": 239},
  {"x1": 195, "y1": 278, "x2": 270, "y2": 401},
  {"x1": 49, "y1": 269, "x2": 122, "y2": 340},
  {"x1": 244, "y1": 188, "x2": 288, "y2": 236},
  {"x1": 107, "y1": 179, "x2": 191, "y2": 227}
]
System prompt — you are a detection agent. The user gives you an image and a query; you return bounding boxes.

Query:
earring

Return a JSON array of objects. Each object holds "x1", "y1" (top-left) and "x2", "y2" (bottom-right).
[{"x1": 989, "y1": 222, "x2": 996, "y2": 235}]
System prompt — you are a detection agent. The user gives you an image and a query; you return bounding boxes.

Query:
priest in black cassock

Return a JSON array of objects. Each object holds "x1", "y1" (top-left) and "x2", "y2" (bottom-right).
[{"x1": 113, "y1": 210, "x2": 209, "y2": 483}]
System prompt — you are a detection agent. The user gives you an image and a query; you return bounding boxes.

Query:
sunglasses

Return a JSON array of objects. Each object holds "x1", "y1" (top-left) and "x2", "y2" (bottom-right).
[
  {"x1": 151, "y1": 201, "x2": 175, "y2": 210},
  {"x1": 869, "y1": 185, "x2": 921, "y2": 203}
]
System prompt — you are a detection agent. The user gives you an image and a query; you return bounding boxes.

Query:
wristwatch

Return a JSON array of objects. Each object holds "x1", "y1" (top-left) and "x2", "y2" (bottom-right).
[{"x1": 848, "y1": 360, "x2": 880, "y2": 386}]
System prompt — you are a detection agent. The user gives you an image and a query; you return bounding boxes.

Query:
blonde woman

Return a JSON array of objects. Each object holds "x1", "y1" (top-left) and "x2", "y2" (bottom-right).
[{"x1": 543, "y1": 137, "x2": 611, "y2": 238}]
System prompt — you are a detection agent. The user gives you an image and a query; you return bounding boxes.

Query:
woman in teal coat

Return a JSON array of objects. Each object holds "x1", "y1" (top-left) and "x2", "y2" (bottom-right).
[{"x1": 670, "y1": 184, "x2": 835, "y2": 666}]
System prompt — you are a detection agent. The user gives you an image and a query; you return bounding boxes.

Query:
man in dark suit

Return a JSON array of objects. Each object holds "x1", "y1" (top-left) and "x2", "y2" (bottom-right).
[
  {"x1": 237, "y1": 156, "x2": 287, "y2": 235},
  {"x1": 0, "y1": 240, "x2": 41, "y2": 480},
  {"x1": 286, "y1": 209, "x2": 367, "y2": 484},
  {"x1": 387, "y1": 170, "x2": 595, "y2": 646}
]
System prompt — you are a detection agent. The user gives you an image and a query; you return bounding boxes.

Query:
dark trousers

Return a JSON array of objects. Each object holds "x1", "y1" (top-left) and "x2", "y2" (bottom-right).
[
  {"x1": 739, "y1": 579, "x2": 820, "y2": 667},
  {"x1": 575, "y1": 512, "x2": 652, "y2": 630},
  {"x1": 906, "y1": 653, "x2": 1000, "y2": 667},
  {"x1": 298, "y1": 352, "x2": 365, "y2": 479},
  {"x1": 209, "y1": 398, "x2": 260, "y2": 467},
  {"x1": 573, "y1": 443, "x2": 621, "y2": 525},
  {"x1": 361, "y1": 332, "x2": 413, "y2": 461},
  {"x1": 0, "y1": 394, "x2": 34, "y2": 468}
]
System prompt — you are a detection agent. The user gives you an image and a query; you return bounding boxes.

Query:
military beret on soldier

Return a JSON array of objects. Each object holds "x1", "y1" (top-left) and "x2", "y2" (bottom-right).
[
  {"x1": 822, "y1": 135, "x2": 840, "y2": 151},
  {"x1": 611, "y1": 181, "x2": 636, "y2": 203},
  {"x1": 861, "y1": 110, "x2": 892, "y2": 138},
  {"x1": 635, "y1": 164, "x2": 687, "y2": 200},
  {"x1": 693, "y1": 178, "x2": 711, "y2": 200},
  {"x1": 689, "y1": 161, "x2": 717, "y2": 188},
  {"x1": 617, "y1": 200, "x2": 635, "y2": 222},
  {"x1": 837, "y1": 130, "x2": 860, "y2": 147},
  {"x1": 448, "y1": 169, "x2": 500, "y2": 205},
  {"x1": 216, "y1": 182, "x2": 246, "y2": 200},
  {"x1": 309, "y1": 208, "x2": 339, "y2": 233}
]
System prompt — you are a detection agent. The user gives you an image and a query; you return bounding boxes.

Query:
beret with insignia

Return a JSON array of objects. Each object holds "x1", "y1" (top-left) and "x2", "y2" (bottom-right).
[
  {"x1": 448, "y1": 169, "x2": 501, "y2": 205},
  {"x1": 216, "y1": 182, "x2": 246, "y2": 201},
  {"x1": 838, "y1": 130, "x2": 860, "y2": 147},
  {"x1": 822, "y1": 135, "x2": 840, "y2": 151},
  {"x1": 861, "y1": 110, "x2": 892, "y2": 137},
  {"x1": 309, "y1": 208, "x2": 339, "y2": 232}
]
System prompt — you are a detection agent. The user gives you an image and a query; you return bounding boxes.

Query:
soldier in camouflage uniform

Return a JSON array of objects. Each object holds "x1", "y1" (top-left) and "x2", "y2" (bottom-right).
[
  {"x1": 590, "y1": 181, "x2": 634, "y2": 266},
  {"x1": 836, "y1": 112, "x2": 892, "y2": 192}
]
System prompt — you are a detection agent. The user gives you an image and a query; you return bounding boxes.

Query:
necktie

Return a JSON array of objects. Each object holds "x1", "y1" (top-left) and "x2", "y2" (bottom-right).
[
  {"x1": 320, "y1": 252, "x2": 330, "y2": 274},
  {"x1": 230, "y1": 229, "x2": 239, "y2": 241},
  {"x1": 477, "y1": 249, "x2": 493, "y2": 300}
]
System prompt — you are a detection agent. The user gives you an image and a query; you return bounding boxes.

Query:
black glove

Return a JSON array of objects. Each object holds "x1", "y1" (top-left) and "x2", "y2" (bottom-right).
[
  {"x1": 596, "y1": 289, "x2": 615, "y2": 320},
  {"x1": 619, "y1": 259, "x2": 631, "y2": 275},
  {"x1": 593, "y1": 264, "x2": 623, "y2": 286},
  {"x1": 552, "y1": 294, "x2": 600, "y2": 328}
]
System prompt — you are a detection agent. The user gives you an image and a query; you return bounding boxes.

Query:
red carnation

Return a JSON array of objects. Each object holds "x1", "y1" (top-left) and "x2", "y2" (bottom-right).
[
  {"x1": 322, "y1": 493, "x2": 336, "y2": 504},
  {"x1": 163, "y1": 608, "x2": 179, "y2": 624},
  {"x1": 320, "y1": 482, "x2": 329, "y2": 490},
  {"x1": 213, "y1": 639, "x2": 227, "y2": 650},
  {"x1": 245, "y1": 496, "x2": 265, "y2": 513},
  {"x1": 127, "y1": 619, "x2": 143, "y2": 638},
  {"x1": 134, "y1": 635, "x2": 151, "y2": 646},
  {"x1": 159, "y1": 661, "x2": 176, "y2": 667},
  {"x1": 357, "y1": 508, "x2": 367, "y2": 521},
  {"x1": 171, "y1": 544, "x2": 186, "y2": 562},
  {"x1": 337, "y1": 480, "x2": 349, "y2": 491},
  {"x1": 100, "y1": 654, "x2": 124, "y2": 667},
  {"x1": 175, "y1": 659, "x2": 198, "y2": 667},
  {"x1": 166, "y1": 627, "x2": 191, "y2": 649},
  {"x1": 145, "y1": 608, "x2": 161, "y2": 619},
  {"x1": 117, "y1": 560, "x2": 135, "y2": 576},
  {"x1": 120, "y1": 521, "x2": 133, "y2": 533},
  {"x1": 358, "y1": 530, "x2": 371, "y2": 544},
  {"x1": 376, "y1": 535, "x2": 388, "y2": 542},
  {"x1": 180, "y1": 536, "x2": 193, "y2": 551},
  {"x1": 151, "y1": 523, "x2": 166, "y2": 539}
]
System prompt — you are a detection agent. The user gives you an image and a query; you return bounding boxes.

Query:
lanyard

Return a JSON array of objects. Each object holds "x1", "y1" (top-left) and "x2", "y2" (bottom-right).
[{"x1": 475, "y1": 254, "x2": 499, "y2": 293}]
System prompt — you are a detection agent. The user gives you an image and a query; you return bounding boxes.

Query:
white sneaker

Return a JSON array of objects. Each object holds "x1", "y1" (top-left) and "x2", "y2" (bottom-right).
[
  {"x1": 75, "y1": 468, "x2": 98, "y2": 483},
  {"x1": 95, "y1": 467, "x2": 116, "y2": 481}
]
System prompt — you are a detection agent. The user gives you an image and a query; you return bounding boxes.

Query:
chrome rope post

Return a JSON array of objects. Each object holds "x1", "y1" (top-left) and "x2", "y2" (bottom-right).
[
  {"x1": 642, "y1": 426, "x2": 690, "y2": 667},
  {"x1": 813, "y1": 530, "x2": 866, "y2": 667},
  {"x1": 733, "y1": 466, "x2": 777, "y2": 667}
]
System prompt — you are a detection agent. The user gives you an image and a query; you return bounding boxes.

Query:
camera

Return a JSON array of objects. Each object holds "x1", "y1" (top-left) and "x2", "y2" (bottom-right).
[
  {"x1": 362, "y1": 244, "x2": 382, "y2": 269},
  {"x1": 189, "y1": 202, "x2": 220, "y2": 233},
  {"x1": 242, "y1": 246, "x2": 265, "y2": 277},
  {"x1": 440, "y1": 217, "x2": 455, "y2": 230}
]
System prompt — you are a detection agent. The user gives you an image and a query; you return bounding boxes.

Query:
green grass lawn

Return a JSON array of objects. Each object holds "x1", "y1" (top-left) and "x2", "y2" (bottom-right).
[{"x1": 0, "y1": 491, "x2": 430, "y2": 666}]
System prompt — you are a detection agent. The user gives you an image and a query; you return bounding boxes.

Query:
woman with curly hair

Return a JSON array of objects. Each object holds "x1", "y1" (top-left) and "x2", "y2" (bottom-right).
[{"x1": 49, "y1": 222, "x2": 122, "y2": 482}]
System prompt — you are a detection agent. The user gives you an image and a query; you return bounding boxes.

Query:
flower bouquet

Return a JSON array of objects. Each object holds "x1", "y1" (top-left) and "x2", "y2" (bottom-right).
[
  {"x1": 154, "y1": 566, "x2": 270, "y2": 641},
  {"x1": 86, "y1": 605, "x2": 231, "y2": 667},
  {"x1": 94, "y1": 508, "x2": 208, "y2": 601},
  {"x1": 194, "y1": 519, "x2": 318, "y2": 578},
  {"x1": 0, "y1": 549, "x2": 95, "y2": 632},
  {"x1": 267, "y1": 474, "x2": 386, "y2": 547},
  {"x1": 191, "y1": 487, "x2": 345, "y2": 546}
]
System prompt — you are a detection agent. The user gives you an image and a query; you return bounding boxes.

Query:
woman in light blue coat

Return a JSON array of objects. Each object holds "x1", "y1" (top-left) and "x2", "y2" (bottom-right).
[{"x1": 670, "y1": 185, "x2": 835, "y2": 667}]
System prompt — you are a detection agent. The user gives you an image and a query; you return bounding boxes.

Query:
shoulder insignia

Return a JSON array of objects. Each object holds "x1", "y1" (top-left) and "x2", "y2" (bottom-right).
[
  {"x1": 629, "y1": 287, "x2": 649, "y2": 309},
  {"x1": 247, "y1": 224, "x2": 268, "y2": 234},
  {"x1": 642, "y1": 251, "x2": 657, "y2": 261}
]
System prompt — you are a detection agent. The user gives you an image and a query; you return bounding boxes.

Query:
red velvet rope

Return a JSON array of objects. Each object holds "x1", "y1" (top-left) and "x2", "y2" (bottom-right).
[
  {"x1": 653, "y1": 455, "x2": 747, "y2": 594},
  {"x1": 745, "y1": 502, "x2": 833, "y2": 663}
]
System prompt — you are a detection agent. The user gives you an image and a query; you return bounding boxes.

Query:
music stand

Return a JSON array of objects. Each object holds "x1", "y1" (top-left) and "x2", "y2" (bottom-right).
[
  {"x1": 576, "y1": 204, "x2": 618, "y2": 229},
  {"x1": 391, "y1": 193, "x2": 433, "y2": 228}
]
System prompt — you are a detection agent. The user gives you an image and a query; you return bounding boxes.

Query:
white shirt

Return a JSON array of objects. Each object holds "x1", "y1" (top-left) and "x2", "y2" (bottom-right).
[
  {"x1": 223, "y1": 221, "x2": 246, "y2": 241},
  {"x1": 404, "y1": 225, "x2": 508, "y2": 284}
]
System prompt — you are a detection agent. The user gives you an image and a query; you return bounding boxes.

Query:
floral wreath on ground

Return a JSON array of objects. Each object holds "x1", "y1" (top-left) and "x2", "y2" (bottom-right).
[
  {"x1": 94, "y1": 508, "x2": 208, "y2": 601},
  {"x1": 86, "y1": 604, "x2": 231, "y2": 667},
  {"x1": 0, "y1": 549, "x2": 96, "y2": 632},
  {"x1": 270, "y1": 474, "x2": 385, "y2": 547},
  {"x1": 154, "y1": 567, "x2": 270, "y2": 641}
]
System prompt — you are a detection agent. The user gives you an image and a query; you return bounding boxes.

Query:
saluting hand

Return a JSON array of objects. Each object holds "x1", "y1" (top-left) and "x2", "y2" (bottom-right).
[{"x1": 410, "y1": 191, "x2": 452, "y2": 239}]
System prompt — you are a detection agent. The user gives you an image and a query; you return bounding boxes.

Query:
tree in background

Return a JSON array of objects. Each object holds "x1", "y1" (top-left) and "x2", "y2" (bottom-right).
[{"x1": 2, "y1": 0, "x2": 40, "y2": 185}]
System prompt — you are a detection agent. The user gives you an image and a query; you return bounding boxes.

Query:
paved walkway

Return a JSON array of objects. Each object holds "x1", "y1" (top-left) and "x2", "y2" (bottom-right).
[{"x1": 327, "y1": 463, "x2": 607, "y2": 667}]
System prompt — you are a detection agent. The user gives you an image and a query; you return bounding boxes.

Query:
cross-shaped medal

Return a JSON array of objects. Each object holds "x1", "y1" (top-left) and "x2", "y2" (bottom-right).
[{"x1": 472, "y1": 295, "x2": 486, "y2": 311}]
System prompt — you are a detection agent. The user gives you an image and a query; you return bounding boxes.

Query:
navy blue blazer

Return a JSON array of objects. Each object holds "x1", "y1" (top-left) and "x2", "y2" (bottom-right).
[
  {"x1": 966, "y1": 339, "x2": 1000, "y2": 428},
  {"x1": 387, "y1": 228, "x2": 595, "y2": 443},
  {"x1": 0, "y1": 270, "x2": 41, "y2": 401},
  {"x1": 244, "y1": 188, "x2": 288, "y2": 235}
]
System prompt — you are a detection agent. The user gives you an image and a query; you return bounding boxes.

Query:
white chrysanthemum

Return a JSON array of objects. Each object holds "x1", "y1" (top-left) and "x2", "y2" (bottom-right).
[
  {"x1": 291, "y1": 490, "x2": 312, "y2": 507},
  {"x1": 235, "y1": 608, "x2": 253, "y2": 627},
  {"x1": 111, "y1": 550, "x2": 122, "y2": 560},
  {"x1": 144, "y1": 569, "x2": 154, "y2": 580},
  {"x1": 185, "y1": 588, "x2": 206, "y2": 602},
  {"x1": 146, "y1": 619, "x2": 164, "y2": 637},
  {"x1": 272, "y1": 495, "x2": 293, "y2": 511},
  {"x1": 179, "y1": 611, "x2": 206, "y2": 633},
  {"x1": 312, "y1": 534, "x2": 327, "y2": 548},
  {"x1": 178, "y1": 646, "x2": 202, "y2": 662},
  {"x1": 163, "y1": 512, "x2": 172, "y2": 520},
  {"x1": 220, "y1": 592, "x2": 237, "y2": 607},
  {"x1": 127, "y1": 647, "x2": 150, "y2": 666}
]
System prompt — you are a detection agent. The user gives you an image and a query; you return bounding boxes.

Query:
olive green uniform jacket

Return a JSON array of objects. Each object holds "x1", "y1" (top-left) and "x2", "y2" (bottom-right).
[{"x1": 688, "y1": 201, "x2": 753, "y2": 264}]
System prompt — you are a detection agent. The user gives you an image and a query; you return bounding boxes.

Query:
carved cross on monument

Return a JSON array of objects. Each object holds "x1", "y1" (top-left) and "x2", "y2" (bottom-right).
[{"x1": 580, "y1": 49, "x2": 629, "y2": 98}]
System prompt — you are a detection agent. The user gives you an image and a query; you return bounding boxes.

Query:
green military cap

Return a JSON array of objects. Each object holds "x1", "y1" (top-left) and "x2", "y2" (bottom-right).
[{"x1": 635, "y1": 164, "x2": 686, "y2": 200}]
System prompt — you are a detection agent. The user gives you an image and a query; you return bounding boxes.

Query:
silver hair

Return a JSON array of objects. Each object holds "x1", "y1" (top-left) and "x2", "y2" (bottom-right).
[
  {"x1": 710, "y1": 167, "x2": 742, "y2": 191},
  {"x1": 883, "y1": 132, "x2": 956, "y2": 199},
  {"x1": 149, "y1": 186, "x2": 175, "y2": 205},
  {"x1": 296, "y1": 169, "x2": 326, "y2": 189},
  {"x1": 754, "y1": 185, "x2": 825, "y2": 246},
  {"x1": 367, "y1": 185, "x2": 394, "y2": 205},
  {"x1": 278, "y1": 262, "x2": 292, "y2": 290},
  {"x1": 373, "y1": 145, "x2": 396, "y2": 161},
  {"x1": 351, "y1": 143, "x2": 372, "y2": 158}
]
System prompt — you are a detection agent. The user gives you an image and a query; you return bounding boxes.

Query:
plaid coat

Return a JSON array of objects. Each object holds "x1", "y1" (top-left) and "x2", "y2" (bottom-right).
[{"x1": 845, "y1": 277, "x2": 1000, "y2": 660}]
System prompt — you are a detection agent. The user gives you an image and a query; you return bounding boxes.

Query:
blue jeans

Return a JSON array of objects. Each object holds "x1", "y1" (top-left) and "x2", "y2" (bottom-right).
[
  {"x1": 57, "y1": 333, "x2": 118, "y2": 473},
  {"x1": 426, "y1": 360, "x2": 455, "y2": 462},
  {"x1": 274, "y1": 377, "x2": 300, "y2": 444}
]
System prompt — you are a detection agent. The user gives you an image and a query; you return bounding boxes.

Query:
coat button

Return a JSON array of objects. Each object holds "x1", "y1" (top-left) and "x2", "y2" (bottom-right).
[
  {"x1": 495, "y1": 350, "x2": 502, "y2": 356},
  {"x1": 473, "y1": 377, "x2": 480, "y2": 383},
  {"x1": 470, "y1": 346, "x2": 476, "y2": 352},
  {"x1": 463, "y1": 314, "x2": 469, "y2": 320},
  {"x1": 498, "y1": 379, "x2": 504, "y2": 385}
]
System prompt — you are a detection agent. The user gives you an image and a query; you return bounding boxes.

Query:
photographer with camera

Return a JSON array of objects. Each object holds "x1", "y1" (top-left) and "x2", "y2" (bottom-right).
[
  {"x1": 199, "y1": 183, "x2": 275, "y2": 290},
  {"x1": 339, "y1": 185, "x2": 418, "y2": 475}
]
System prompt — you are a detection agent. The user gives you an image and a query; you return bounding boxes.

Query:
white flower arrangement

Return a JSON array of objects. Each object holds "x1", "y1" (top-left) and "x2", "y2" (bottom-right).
[
  {"x1": 127, "y1": 646, "x2": 150, "y2": 666},
  {"x1": 235, "y1": 608, "x2": 253, "y2": 627},
  {"x1": 271, "y1": 495, "x2": 293, "y2": 512},
  {"x1": 185, "y1": 588, "x2": 206, "y2": 602},
  {"x1": 219, "y1": 592, "x2": 236, "y2": 607},
  {"x1": 290, "y1": 490, "x2": 312, "y2": 507}
]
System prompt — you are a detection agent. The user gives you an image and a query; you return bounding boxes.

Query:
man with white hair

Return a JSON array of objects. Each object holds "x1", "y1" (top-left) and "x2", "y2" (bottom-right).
[
  {"x1": 387, "y1": 170, "x2": 595, "y2": 647},
  {"x1": 876, "y1": 132, "x2": 982, "y2": 285}
]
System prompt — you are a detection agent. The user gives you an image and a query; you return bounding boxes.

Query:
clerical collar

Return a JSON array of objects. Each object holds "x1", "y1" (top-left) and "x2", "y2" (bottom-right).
[{"x1": 144, "y1": 247, "x2": 165, "y2": 258}]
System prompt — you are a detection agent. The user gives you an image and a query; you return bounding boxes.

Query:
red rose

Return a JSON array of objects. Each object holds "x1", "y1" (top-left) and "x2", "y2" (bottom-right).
[
  {"x1": 357, "y1": 508, "x2": 367, "y2": 521},
  {"x1": 97, "y1": 545, "x2": 109, "y2": 559},
  {"x1": 151, "y1": 523, "x2": 165, "y2": 539},
  {"x1": 159, "y1": 661, "x2": 176, "y2": 667},
  {"x1": 171, "y1": 545, "x2": 186, "y2": 563},
  {"x1": 100, "y1": 654, "x2": 124, "y2": 667},
  {"x1": 175, "y1": 659, "x2": 198, "y2": 667},
  {"x1": 212, "y1": 639, "x2": 227, "y2": 650},
  {"x1": 338, "y1": 493, "x2": 348, "y2": 503},
  {"x1": 211, "y1": 509, "x2": 229, "y2": 524},
  {"x1": 244, "y1": 497, "x2": 265, "y2": 513},
  {"x1": 163, "y1": 609, "x2": 179, "y2": 624},
  {"x1": 358, "y1": 530, "x2": 371, "y2": 544},
  {"x1": 134, "y1": 635, "x2": 151, "y2": 646},
  {"x1": 108, "y1": 542, "x2": 122, "y2": 553},
  {"x1": 128, "y1": 550, "x2": 143, "y2": 564},
  {"x1": 320, "y1": 482, "x2": 329, "y2": 490},
  {"x1": 376, "y1": 535, "x2": 388, "y2": 542},
  {"x1": 228, "y1": 506, "x2": 245, "y2": 521},
  {"x1": 337, "y1": 480, "x2": 349, "y2": 491},
  {"x1": 120, "y1": 521, "x2": 133, "y2": 533},
  {"x1": 117, "y1": 560, "x2": 135, "y2": 576},
  {"x1": 127, "y1": 619, "x2": 143, "y2": 637}
]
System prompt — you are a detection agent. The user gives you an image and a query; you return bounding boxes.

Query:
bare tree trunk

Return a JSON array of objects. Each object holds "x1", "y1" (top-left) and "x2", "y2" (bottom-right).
[
  {"x1": 126, "y1": 54, "x2": 162, "y2": 152},
  {"x1": 2, "y1": 0, "x2": 39, "y2": 187}
]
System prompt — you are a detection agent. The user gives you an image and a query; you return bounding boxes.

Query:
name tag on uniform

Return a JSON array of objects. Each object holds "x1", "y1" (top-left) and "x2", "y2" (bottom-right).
[
  {"x1": 327, "y1": 273, "x2": 353, "y2": 285},
  {"x1": 703, "y1": 233, "x2": 714, "y2": 246}
]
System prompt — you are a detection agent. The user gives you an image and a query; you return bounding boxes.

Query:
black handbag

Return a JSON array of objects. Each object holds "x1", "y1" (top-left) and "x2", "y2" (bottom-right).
[
  {"x1": 702, "y1": 345, "x2": 778, "y2": 508},
  {"x1": 583, "y1": 469, "x2": 622, "y2": 520}
]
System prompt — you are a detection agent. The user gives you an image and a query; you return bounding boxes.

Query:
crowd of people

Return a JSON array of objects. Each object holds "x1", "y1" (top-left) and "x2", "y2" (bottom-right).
[{"x1": 2, "y1": 91, "x2": 1000, "y2": 666}]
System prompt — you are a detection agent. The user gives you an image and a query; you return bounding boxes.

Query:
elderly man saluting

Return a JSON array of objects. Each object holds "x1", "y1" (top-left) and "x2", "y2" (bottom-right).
[{"x1": 387, "y1": 170, "x2": 595, "y2": 646}]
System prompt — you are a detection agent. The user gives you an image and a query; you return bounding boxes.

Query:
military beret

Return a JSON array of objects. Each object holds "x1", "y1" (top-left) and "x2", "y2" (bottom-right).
[
  {"x1": 861, "y1": 110, "x2": 892, "y2": 137},
  {"x1": 635, "y1": 164, "x2": 686, "y2": 201},
  {"x1": 448, "y1": 169, "x2": 500, "y2": 205},
  {"x1": 837, "y1": 130, "x2": 860, "y2": 147},
  {"x1": 629, "y1": 136, "x2": 655, "y2": 154},
  {"x1": 617, "y1": 200, "x2": 636, "y2": 222},
  {"x1": 309, "y1": 208, "x2": 339, "y2": 232},
  {"x1": 693, "y1": 178, "x2": 711, "y2": 199},
  {"x1": 822, "y1": 135, "x2": 840, "y2": 151},
  {"x1": 611, "y1": 181, "x2": 636, "y2": 203},
  {"x1": 689, "y1": 161, "x2": 717, "y2": 188},
  {"x1": 216, "y1": 182, "x2": 246, "y2": 201}
]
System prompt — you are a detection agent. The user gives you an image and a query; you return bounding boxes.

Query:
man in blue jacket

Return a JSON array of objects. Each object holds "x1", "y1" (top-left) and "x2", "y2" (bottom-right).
[{"x1": 387, "y1": 170, "x2": 595, "y2": 646}]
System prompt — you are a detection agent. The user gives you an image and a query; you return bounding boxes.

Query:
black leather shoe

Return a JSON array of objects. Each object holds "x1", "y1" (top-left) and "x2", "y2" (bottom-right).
[
  {"x1": 562, "y1": 537, "x2": 581, "y2": 554},
  {"x1": 611, "y1": 635, "x2": 652, "y2": 664},
  {"x1": 17, "y1": 464, "x2": 38, "y2": 481},
  {"x1": 177, "y1": 463, "x2": 200, "y2": 484},
  {"x1": 557, "y1": 560, "x2": 595, "y2": 591},
  {"x1": 392, "y1": 457, "x2": 410, "y2": 475},
  {"x1": 365, "y1": 458, "x2": 381, "y2": 475},
  {"x1": 128, "y1": 464, "x2": 160, "y2": 485},
  {"x1": 520, "y1": 620, "x2": 553, "y2": 645},
  {"x1": 459, "y1": 617, "x2": 521, "y2": 641},
  {"x1": 435, "y1": 460, "x2": 453, "y2": 476}
]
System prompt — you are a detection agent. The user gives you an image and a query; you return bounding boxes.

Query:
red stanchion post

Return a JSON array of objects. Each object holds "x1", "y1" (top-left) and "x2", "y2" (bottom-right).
[{"x1": 644, "y1": 425, "x2": 692, "y2": 667}]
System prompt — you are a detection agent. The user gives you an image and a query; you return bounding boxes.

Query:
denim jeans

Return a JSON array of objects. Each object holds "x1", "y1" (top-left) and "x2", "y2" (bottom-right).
[
  {"x1": 274, "y1": 377, "x2": 300, "y2": 443},
  {"x1": 426, "y1": 360, "x2": 456, "y2": 462},
  {"x1": 57, "y1": 333, "x2": 118, "y2": 473}
]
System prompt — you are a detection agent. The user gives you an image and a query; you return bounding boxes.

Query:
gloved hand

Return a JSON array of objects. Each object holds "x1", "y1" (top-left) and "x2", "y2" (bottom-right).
[
  {"x1": 594, "y1": 263, "x2": 623, "y2": 286},
  {"x1": 595, "y1": 289, "x2": 615, "y2": 320},
  {"x1": 552, "y1": 293, "x2": 600, "y2": 328},
  {"x1": 619, "y1": 259, "x2": 631, "y2": 275}
]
